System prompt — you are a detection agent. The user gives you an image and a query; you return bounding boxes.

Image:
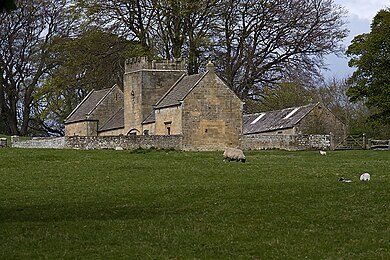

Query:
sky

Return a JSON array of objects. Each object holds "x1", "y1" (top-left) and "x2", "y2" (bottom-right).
[{"x1": 324, "y1": 0, "x2": 389, "y2": 79}]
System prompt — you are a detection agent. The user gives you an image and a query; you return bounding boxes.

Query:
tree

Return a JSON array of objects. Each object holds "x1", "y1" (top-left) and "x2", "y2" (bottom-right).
[
  {"x1": 0, "y1": 0, "x2": 74, "y2": 135},
  {"x1": 346, "y1": 9, "x2": 390, "y2": 126},
  {"x1": 0, "y1": 0, "x2": 16, "y2": 12},
  {"x1": 34, "y1": 29, "x2": 140, "y2": 136},
  {"x1": 246, "y1": 81, "x2": 318, "y2": 113},
  {"x1": 76, "y1": 0, "x2": 155, "y2": 54},
  {"x1": 212, "y1": 0, "x2": 348, "y2": 100},
  {"x1": 78, "y1": 0, "x2": 219, "y2": 74}
]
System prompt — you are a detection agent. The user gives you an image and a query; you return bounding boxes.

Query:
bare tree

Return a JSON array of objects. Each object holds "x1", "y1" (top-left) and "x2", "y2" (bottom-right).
[
  {"x1": 152, "y1": 0, "x2": 187, "y2": 60},
  {"x1": 213, "y1": 0, "x2": 348, "y2": 100},
  {"x1": 0, "y1": 0, "x2": 74, "y2": 135},
  {"x1": 77, "y1": 0, "x2": 156, "y2": 54}
]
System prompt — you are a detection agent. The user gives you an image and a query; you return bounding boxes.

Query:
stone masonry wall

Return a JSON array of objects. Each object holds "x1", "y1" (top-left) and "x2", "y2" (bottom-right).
[
  {"x1": 123, "y1": 58, "x2": 186, "y2": 134},
  {"x1": 181, "y1": 65, "x2": 243, "y2": 151},
  {"x1": 155, "y1": 106, "x2": 182, "y2": 135},
  {"x1": 11, "y1": 134, "x2": 330, "y2": 151},
  {"x1": 296, "y1": 104, "x2": 345, "y2": 143},
  {"x1": 11, "y1": 135, "x2": 182, "y2": 150},
  {"x1": 65, "y1": 135, "x2": 183, "y2": 150},
  {"x1": 12, "y1": 137, "x2": 66, "y2": 149},
  {"x1": 242, "y1": 134, "x2": 332, "y2": 150},
  {"x1": 65, "y1": 121, "x2": 98, "y2": 136}
]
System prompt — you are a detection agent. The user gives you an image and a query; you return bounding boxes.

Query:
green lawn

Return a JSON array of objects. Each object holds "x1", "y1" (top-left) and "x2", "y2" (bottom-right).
[{"x1": 0, "y1": 148, "x2": 389, "y2": 258}]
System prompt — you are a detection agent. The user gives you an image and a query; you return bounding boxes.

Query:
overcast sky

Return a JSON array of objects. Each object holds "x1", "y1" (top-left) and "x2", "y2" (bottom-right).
[{"x1": 324, "y1": 0, "x2": 388, "y2": 79}]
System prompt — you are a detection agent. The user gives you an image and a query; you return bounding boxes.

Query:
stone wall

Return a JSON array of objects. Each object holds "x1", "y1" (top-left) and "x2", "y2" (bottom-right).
[
  {"x1": 65, "y1": 135, "x2": 183, "y2": 150},
  {"x1": 12, "y1": 135, "x2": 182, "y2": 150},
  {"x1": 155, "y1": 106, "x2": 182, "y2": 135},
  {"x1": 124, "y1": 57, "x2": 186, "y2": 73},
  {"x1": 12, "y1": 137, "x2": 66, "y2": 149},
  {"x1": 65, "y1": 120, "x2": 98, "y2": 136},
  {"x1": 123, "y1": 58, "x2": 186, "y2": 133},
  {"x1": 296, "y1": 104, "x2": 345, "y2": 143},
  {"x1": 241, "y1": 134, "x2": 332, "y2": 150},
  {"x1": 11, "y1": 134, "x2": 331, "y2": 151},
  {"x1": 182, "y1": 64, "x2": 243, "y2": 151}
]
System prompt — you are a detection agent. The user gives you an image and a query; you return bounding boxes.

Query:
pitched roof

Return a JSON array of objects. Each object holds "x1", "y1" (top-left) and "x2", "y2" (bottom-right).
[
  {"x1": 65, "y1": 88, "x2": 111, "y2": 124},
  {"x1": 142, "y1": 110, "x2": 155, "y2": 124},
  {"x1": 155, "y1": 73, "x2": 206, "y2": 109},
  {"x1": 243, "y1": 103, "x2": 317, "y2": 134},
  {"x1": 98, "y1": 108, "x2": 124, "y2": 132}
]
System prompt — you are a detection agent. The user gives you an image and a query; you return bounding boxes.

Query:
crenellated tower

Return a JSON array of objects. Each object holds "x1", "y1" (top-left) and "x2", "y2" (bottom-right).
[{"x1": 123, "y1": 57, "x2": 186, "y2": 134}]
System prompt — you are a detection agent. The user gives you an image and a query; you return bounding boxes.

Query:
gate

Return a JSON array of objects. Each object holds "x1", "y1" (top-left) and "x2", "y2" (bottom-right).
[{"x1": 335, "y1": 134, "x2": 366, "y2": 150}]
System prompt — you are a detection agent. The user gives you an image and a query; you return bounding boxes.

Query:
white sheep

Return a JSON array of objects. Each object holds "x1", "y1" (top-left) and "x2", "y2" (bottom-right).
[
  {"x1": 319, "y1": 150, "x2": 327, "y2": 155},
  {"x1": 360, "y1": 172, "x2": 371, "y2": 181},
  {"x1": 223, "y1": 148, "x2": 246, "y2": 163}
]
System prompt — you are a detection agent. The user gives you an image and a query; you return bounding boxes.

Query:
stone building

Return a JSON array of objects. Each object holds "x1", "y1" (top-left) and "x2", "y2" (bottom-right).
[
  {"x1": 64, "y1": 57, "x2": 243, "y2": 150},
  {"x1": 243, "y1": 103, "x2": 346, "y2": 141},
  {"x1": 64, "y1": 85, "x2": 124, "y2": 136}
]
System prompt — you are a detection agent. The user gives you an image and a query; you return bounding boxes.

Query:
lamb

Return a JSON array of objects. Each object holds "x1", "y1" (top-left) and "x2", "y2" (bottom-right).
[
  {"x1": 360, "y1": 172, "x2": 371, "y2": 181},
  {"x1": 319, "y1": 150, "x2": 327, "y2": 155},
  {"x1": 223, "y1": 148, "x2": 246, "y2": 163}
]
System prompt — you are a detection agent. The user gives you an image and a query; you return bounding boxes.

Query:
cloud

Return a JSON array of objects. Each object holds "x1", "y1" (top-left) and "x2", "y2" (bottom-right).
[
  {"x1": 323, "y1": 0, "x2": 388, "y2": 79},
  {"x1": 345, "y1": 14, "x2": 370, "y2": 44},
  {"x1": 335, "y1": 0, "x2": 388, "y2": 20}
]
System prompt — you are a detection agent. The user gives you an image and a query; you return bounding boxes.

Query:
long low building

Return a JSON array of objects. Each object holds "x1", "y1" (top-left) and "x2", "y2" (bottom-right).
[{"x1": 243, "y1": 103, "x2": 346, "y2": 143}]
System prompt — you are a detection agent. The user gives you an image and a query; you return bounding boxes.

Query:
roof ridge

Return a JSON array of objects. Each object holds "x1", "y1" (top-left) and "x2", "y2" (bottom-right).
[
  {"x1": 99, "y1": 107, "x2": 124, "y2": 131},
  {"x1": 87, "y1": 85, "x2": 117, "y2": 115},
  {"x1": 180, "y1": 71, "x2": 208, "y2": 102},
  {"x1": 64, "y1": 89, "x2": 95, "y2": 123},
  {"x1": 292, "y1": 103, "x2": 318, "y2": 125},
  {"x1": 154, "y1": 74, "x2": 186, "y2": 107}
]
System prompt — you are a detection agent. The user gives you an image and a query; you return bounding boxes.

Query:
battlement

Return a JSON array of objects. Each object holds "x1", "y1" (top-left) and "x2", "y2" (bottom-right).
[{"x1": 125, "y1": 57, "x2": 186, "y2": 73}]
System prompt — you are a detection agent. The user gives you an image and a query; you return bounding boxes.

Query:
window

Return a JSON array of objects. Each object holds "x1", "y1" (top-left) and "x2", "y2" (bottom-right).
[{"x1": 164, "y1": 122, "x2": 172, "y2": 135}]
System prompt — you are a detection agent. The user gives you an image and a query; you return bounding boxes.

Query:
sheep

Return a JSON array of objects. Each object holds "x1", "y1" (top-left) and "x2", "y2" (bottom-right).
[
  {"x1": 360, "y1": 172, "x2": 371, "y2": 181},
  {"x1": 223, "y1": 148, "x2": 246, "y2": 163},
  {"x1": 319, "y1": 150, "x2": 327, "y2": 155}
]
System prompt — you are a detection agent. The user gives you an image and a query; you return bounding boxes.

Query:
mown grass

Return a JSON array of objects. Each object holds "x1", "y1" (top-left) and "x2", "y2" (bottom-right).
[{"x1": 0, "y1": 148, "x2": 389, "y2": 259}]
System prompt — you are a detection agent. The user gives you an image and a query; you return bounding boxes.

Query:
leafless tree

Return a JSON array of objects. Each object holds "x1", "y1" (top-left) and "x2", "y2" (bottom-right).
[
  {"x1": 212, "y1": 0, "x2": 348, "y2": 100},
  {"x1": 78, "y1": 0, "x2": 156, "y2": 53},
  {"x1": 0, "y1": 0, "x2": 74, "y2": 135}
]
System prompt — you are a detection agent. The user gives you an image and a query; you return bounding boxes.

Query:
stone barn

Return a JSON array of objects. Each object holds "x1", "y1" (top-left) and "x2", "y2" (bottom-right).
[
  {"x1": 65, "y1": 57, "x2": 243, "y2": 150},
  {"x1": 243, "y1": 103, "x2": 346, "y2": 143}
]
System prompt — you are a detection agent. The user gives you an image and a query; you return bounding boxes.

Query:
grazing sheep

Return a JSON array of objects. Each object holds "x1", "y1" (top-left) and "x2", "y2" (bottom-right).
[
  {"x1": 223, "y1": 148, "x2": 246, "y2": 162},
  {"x1": 339, "y1": 177, "x2": 352, "y2": 183},
  {"x1": 360, "y1": 172, "x2": 371, "y2": 181},
  {"x1": 319, "y1": 150, "x2": 327, "y2": 155}
]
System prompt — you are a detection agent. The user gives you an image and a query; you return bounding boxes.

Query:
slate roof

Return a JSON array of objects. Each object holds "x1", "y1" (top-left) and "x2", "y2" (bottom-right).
[
  {"x1": 155, "y1": 73, "x2": 206, "y2": 109},
  {"x1": 142, "y1": 110, "x2": 155, "y2": 124},
  {"x1": 65, "y1": 88, "x2": 111, "y2": 124},
  {"x1": 99, "y1": 108, "x2": 124, "y2": 132},
  {"x1": 243, "y1": 103, "x2": 318, "y2": 135}
]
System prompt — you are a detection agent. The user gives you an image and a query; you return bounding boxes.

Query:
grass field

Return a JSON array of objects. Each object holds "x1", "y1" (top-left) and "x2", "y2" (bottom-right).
[{"x1": 0, "y1": 148, "x2": 389, "y2": 258}]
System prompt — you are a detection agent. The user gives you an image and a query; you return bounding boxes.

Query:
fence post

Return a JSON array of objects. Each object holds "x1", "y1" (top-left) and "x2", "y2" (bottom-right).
[
  {"x1": 330, "y1": 132, "x2": 335, "y2": 150},
  {"x1": 362, "y1": 133, "x2": 367, "y2": 149}
]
